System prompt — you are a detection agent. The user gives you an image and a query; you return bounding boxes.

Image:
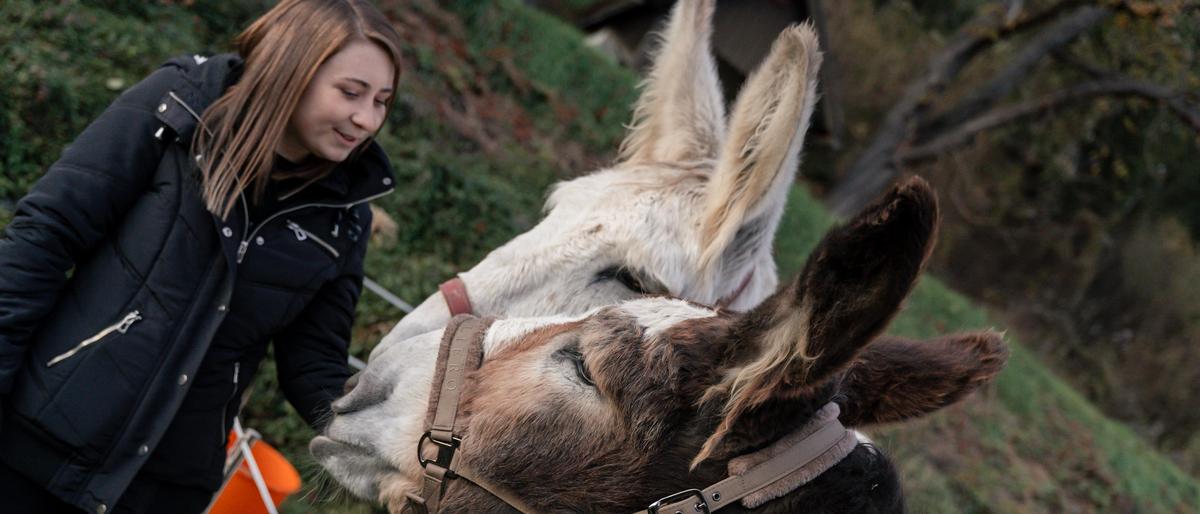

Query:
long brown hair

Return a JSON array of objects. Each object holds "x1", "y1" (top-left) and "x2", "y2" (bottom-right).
[{"x1": 194, "y1": 0, "x2": 403, "y2": 218}]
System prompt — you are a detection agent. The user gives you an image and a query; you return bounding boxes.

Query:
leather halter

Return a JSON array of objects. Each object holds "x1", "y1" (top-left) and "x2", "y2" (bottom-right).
[
  {"x1": 405, "y1": 315, "x2": 536, "y2": 514},
  {"x1": 715, "y1": 270, "x2": 755, "y2": 309},
  {"x1": 405, "y1": 314, "x2": 858, "y2": 514},
  {"x1": 439, "y1": 277, "x2": 473, "y2": 316}
]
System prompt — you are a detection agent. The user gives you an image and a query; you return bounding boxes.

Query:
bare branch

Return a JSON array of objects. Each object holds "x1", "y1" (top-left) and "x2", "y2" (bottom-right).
[
  {"x1": 1052, "y1": 48, "x2": 1115, "y2": 80},
  {"x1": 898, "y1": 79, "x2": 1200, "y2": 164},
  {"x1": 917, "y1": 6, "x2": 1110, "y2": 141},
  {"x1": 1006, "y1": 0, "x2": 1026, "y2": 24},
  {"x1": 827, "y1": 0, "x2": 1105, "y2": 217}
]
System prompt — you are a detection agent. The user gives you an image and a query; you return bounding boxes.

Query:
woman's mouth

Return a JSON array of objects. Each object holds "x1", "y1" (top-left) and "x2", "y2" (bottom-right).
[{"x1": 334, "y1": 128, "x2": 359, "y2": 146}]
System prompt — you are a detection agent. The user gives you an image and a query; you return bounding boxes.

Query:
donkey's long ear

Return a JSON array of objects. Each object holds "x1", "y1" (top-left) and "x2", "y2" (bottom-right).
[
  {"x1": 693, "y1": 177, "x2": 937, "y2": 465},
  {"x1": 838, "y1": 332, "x2": 1009, "y2": 427},
  {"x1": 618, "y1": 0, "x2": 725, "y2": 164},
  {"x1": 697, "y1": 23, "x2": 822, "y2": 273}
]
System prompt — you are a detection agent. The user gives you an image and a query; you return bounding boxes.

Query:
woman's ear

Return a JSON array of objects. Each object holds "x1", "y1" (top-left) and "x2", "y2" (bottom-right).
[{"x1": 838, "y1": 332, "x2": 1008, "y2": 427}]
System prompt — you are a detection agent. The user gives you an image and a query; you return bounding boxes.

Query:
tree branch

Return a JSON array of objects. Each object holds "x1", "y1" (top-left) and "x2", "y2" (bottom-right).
[
  {"x1": 827, "y1": 0, "x2": 1105, "y2": 217},
  {"x1": 916, "y1": 6, "x2": 1111, "y2": 142},
  {"x1": 897, "y1": 79, "x2": 1200, "y2": 165},
  {"x1": 1052, "y1": 48, "x2": 1115, "y2": 80}
]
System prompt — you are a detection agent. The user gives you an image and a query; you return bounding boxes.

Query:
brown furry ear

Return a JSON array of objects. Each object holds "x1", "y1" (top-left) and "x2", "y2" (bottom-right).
[
  {"x1": 838, "y1": 332, "x2": 1009, "y2": 427},
  {"x1": 693, "y1": 177, "x2": 938, "y2": 465}
]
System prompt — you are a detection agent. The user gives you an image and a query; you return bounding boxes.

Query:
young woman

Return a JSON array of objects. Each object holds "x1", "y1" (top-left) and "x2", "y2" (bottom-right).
[{"x1": 0, "y1": 1, "x2": 402, "y2": 512}]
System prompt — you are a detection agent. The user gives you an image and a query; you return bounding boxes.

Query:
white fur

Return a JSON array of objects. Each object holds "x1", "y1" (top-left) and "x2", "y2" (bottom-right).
[
  {"x1": 317, "y1": 329, "x2": 443, "y2": 500},
  {"x1": 483, "y1": 312, "x2": 593, "y2": 356},
  {"x1": 622, "y1": 297, "x2": 716, "y2": 339}
]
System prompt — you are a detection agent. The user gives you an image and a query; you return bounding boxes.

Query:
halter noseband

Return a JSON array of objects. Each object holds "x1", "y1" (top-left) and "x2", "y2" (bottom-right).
[{"x1": 405, "y1": 314, "x2": 858, "y2": 514}]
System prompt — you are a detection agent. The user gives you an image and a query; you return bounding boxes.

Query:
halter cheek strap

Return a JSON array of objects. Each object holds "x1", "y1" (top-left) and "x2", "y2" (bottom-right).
[
  {"x1": 715, "y1": 269, "x2": 755, "y2": 309},
  {"x1": 405, "y1": 315, "x2": 539, "y2": 514}
]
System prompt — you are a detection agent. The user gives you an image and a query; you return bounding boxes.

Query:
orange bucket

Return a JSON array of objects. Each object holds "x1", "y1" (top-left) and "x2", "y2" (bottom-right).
[{"x1": 209, "y1": 432, "x2": 302, "y2": 514}]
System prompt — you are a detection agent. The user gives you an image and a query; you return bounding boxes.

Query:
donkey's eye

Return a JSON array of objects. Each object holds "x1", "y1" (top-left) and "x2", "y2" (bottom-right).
[
  {"x1": 557, "y1": 347, "x2": 595, "y2": 387},
  {"x1": 594, "y1": 265, "x2": 663, "y2": 295}
]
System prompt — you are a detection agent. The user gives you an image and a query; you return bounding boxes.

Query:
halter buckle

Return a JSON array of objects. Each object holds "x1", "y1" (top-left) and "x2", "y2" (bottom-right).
[
  {"x1": 417, "y1": 431, "x2": 462, "y2": 468},
  {"x1": 647, "y1": 488, "x2": 709, "y2": 514}
]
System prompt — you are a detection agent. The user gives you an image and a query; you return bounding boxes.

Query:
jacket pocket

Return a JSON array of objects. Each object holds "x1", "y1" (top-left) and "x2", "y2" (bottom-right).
[{"x1": 45, "y1": 310, "x2": 143, "y2": 367}]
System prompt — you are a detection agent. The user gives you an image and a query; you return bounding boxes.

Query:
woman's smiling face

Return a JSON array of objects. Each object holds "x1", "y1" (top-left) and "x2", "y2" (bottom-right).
[{"x1": 280, "y1": 38, "x2": 395, "y2": 163}]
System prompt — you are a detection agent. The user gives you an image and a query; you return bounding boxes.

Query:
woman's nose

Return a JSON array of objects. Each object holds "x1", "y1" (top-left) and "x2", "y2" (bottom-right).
[{"x1": 350, "y1": 109, "x2": 381, "y2": 133}]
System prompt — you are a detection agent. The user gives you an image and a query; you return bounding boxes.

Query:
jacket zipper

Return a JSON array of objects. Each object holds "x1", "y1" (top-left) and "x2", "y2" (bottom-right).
[
  {"x1": 234, "y1": 189, "x2": 393, "y2": 264},
  {"x1": 236, "y1": 190, "x2": 251, "y2": 263},
  {"x1": 222, "y1": 362, "x2": 240, "y2": 445},
  {"x1": 286, "y1": 220, "x2": 340, "y2": 258},
  {"x1": 47, "y1": 311, "x2": 143, "y2": 367}
]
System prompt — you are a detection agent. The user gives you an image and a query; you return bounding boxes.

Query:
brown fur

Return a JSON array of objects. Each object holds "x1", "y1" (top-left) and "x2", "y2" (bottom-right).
[
  {"x1": 839, "y1": 332, "x2": 1009, "y2": 427},
  {"x1": 446, "y1": 309, "x2": 710, "y2": 512},
  {"x1": 696, "y1": 176, "x2": 939, "y2": 463}
]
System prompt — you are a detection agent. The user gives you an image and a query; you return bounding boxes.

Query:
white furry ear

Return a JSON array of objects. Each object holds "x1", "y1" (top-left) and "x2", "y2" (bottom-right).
[
  {"x1": 698, "y1": 23, "x2": 822, "y2": 275},
  {"x1": 618, "y1": 0, "x2": 725, "y2": 164}
]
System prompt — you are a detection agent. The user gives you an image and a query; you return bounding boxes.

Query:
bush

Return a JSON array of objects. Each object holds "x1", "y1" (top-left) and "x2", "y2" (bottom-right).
[{"x1": 0, "y1": 0, "x2": 208, "y2": 201}]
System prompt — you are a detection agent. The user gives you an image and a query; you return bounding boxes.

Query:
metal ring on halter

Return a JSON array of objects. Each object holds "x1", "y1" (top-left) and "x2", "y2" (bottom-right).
[
  {"x1": 646, "y1": 488, "x2": 709, "y2": 514},
  {"x1": 417, "y1": 431, "x2": 461, "y2": 467}
]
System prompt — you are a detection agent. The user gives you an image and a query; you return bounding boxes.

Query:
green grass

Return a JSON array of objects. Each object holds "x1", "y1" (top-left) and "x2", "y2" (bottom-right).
[
  {"x1": 1, "y1": 0, "x2": 1198, "y2": 512},
  {"x1": 776, "y1": 185, "x2": 1200, "y2": 512}
]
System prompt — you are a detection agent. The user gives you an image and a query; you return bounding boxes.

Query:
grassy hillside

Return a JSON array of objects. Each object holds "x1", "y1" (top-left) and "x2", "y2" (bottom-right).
[
  {"x1": 2, "y1": 1, "x2": 1197, "y2": 512},
  {"x1": 776, "y1": 187, "x2": 1200, "y2": 512}
]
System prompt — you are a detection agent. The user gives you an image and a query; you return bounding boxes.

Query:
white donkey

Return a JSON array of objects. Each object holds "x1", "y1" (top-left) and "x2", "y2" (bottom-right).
[
  {"x1": 320, "y1": 0, "x2": 822, "y2": 502},
  {"x1": 367, "y1": 0, "x2": 821, "y2": 354}
]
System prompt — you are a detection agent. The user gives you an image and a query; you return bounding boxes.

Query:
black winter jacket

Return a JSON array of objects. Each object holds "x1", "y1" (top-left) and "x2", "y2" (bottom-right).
[{"x1": 0, "y1": 54, "x2": 394, "y2": 513}]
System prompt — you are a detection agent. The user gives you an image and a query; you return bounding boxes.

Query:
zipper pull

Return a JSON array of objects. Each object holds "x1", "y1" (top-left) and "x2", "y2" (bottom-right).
[
  {"x1": 287, "y1": 220, "x2": 308, "y2": 241},
  {"x1": 236, "y1": 240, "x2": 249, "y2": 263},
  {"x1": 47, "y1": 310, "x2": 143, "y2": 367},
  {"x1": 116, "y1": 311, "x2": 143, "y2": 333}
]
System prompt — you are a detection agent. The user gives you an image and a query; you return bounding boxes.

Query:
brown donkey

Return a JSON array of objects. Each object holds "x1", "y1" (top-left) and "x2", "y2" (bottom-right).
[{"x1": 315, "y1": 177, "x2": 1009, "y2": 512}]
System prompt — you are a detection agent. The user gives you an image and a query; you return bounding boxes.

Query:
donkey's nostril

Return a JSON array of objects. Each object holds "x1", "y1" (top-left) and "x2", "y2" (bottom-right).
[
  {"x1": 343, "y1": 371, "x2": 362, "y2": 396},
  {"x1": 331, "y1": 371, "x2": 391, "y2": 415}
]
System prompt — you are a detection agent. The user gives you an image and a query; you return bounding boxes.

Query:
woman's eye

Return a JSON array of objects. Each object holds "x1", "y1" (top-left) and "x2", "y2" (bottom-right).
[{"x1": 340, "y1": 89, "x2": 360, "y2": 98}]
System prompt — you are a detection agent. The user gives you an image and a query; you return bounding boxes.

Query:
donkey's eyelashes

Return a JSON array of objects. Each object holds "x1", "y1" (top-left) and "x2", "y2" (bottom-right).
[
  {"x1": 593, "y1": 265, "x2": 669, "y2": 296},
  {"x1": 573, "y1": 355, "x2": 596, "y2": 387},
  {"x1": 554, "y1": 345, "x2": 596, "y2": 388}
]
